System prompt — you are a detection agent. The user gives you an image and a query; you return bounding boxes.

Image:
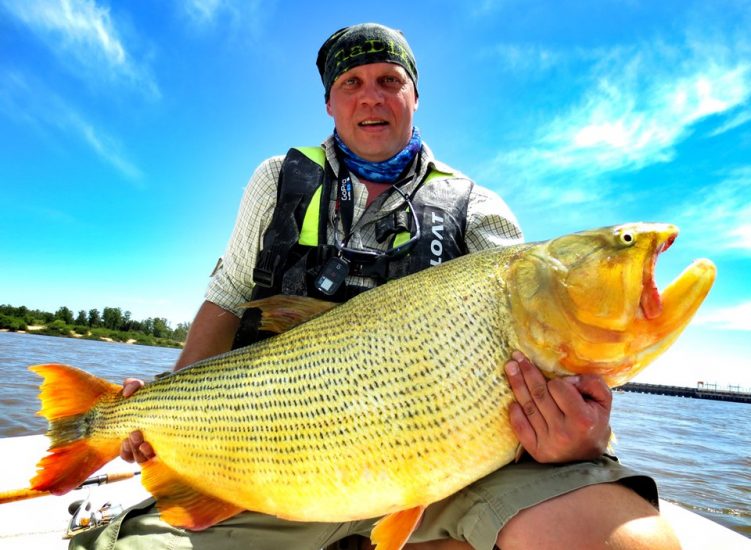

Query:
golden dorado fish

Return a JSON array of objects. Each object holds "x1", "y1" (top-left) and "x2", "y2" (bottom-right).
[{"x1": 27, "y1": 223, "x2": 714, "y2": 550}]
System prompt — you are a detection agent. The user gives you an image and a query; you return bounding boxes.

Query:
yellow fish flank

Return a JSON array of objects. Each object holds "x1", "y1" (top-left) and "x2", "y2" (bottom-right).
[{"x1": 26, "y1": 223, "x2": 715, "y2": 549}]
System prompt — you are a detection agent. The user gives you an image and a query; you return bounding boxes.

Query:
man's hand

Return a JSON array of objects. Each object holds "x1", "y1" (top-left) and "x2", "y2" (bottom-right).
[
  {"x1": 117, "y1": 301, "x2": 239, "y2": 465},
  {"x1": 119, "y1": 378, "x2": 156, "y2": 464},
  {"x1": 504, "y1": 351, "x2": 612, "y2": 463}
]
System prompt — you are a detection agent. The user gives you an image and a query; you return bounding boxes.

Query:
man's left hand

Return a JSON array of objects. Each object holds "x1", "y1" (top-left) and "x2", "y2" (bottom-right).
[{"x1": 504, "y1": 351, "x2": 612, "y2": 463}]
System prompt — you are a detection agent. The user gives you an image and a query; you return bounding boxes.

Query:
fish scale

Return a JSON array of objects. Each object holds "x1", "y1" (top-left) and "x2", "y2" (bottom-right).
[
  {"x1": 73, "y1": 248, "x2": 517, "y2": 522},
  {"x1": 25, "y1": 223, "x2": 715, "y2": 549}
]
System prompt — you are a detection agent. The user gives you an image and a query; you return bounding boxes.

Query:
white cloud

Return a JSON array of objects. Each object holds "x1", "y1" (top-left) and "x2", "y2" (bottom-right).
[
  {"x1": 487, "y1": 43, "x2": 564, "y2": 73},
  {"x1": 480, "y1": 36, "x2": 751, "y2": 215},
  {"x1": 670, "y1": 166, "x2": 751, "y2": 255},
  {"x1": 708, "y1": 108, "x2": 751, "y2": 137},
  {"x1": 470, "y1": 0, "x2": 513, "y2": 17},
  {"x1": 184, "y1": 0, "x2": 223, "y2": 23},
  {"x1": 176, "y1": 0, "x2": 266, "y2": 36},
  {"x1": 632, "y1": 339, "x2": 751, "y2": 387},
  {"x1": 1, "y1": 0, "x2": 159, "y2": 98},
  {"x1": 695, "y1": 300, "x2": 751, "y2": 331},
  {"x1": 68, "y1": 109, "x2": 142, "y2": 180},
  {"x1": 528, "y1": 59, "x2": 749, "y2": 176},
  {"x1": 728, "y1": 224, "x2": 751, "y2": 249},
  {"x1": 0, "y1": 70, "x2": 142, "y2": 180},
  {"x1": 0, "y1": 1, "x2": 150, "y2": 179}
]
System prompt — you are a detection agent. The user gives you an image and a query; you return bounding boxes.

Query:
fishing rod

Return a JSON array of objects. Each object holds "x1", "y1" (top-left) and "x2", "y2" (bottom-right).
[{"x1": 0, "y1": 470, "x2": 141, "y2": 504}]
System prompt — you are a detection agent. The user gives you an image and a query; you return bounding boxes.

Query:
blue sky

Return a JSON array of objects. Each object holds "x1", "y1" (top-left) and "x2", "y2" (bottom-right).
[{"x1": 1, "y1": 0, "x2": 750, "y2": 387}]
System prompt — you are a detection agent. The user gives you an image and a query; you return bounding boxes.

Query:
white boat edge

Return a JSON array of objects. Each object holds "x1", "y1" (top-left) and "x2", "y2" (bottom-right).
[{"x1": 1, "y1": 434, "x2": 748, "y2": 549}]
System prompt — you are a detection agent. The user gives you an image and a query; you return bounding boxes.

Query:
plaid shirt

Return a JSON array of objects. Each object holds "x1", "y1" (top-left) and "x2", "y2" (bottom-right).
[{"x1": 206, "y1": 136, "x2": 523, "y2": 317}]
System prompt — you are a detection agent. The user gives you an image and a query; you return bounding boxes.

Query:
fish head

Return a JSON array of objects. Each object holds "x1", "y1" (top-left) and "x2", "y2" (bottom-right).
[{"x1": 507, "y1": 222, "x2": 716, "y2": 387}]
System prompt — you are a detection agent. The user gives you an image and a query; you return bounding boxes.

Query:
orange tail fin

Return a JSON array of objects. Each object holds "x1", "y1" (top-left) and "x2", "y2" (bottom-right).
[{"x1": 28, "y1": 364, "x2": 123, "y2": 495}]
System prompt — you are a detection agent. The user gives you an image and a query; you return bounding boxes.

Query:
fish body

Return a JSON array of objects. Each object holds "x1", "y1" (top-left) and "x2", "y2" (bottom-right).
[{"x1": 28, "y1": 223, "x2": 715, "y2": 549}]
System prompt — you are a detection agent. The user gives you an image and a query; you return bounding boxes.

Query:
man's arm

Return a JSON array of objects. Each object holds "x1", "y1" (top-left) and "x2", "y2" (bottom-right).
[
  {"x1": 120, "y1": 301, "x2": 240, "y2": 463},
  {"x1": 121, "y1": 158, "x2": 280, "y2": 463},
  {"x1": 174, "y1": 301, "x2": 241, "y2": 371}
]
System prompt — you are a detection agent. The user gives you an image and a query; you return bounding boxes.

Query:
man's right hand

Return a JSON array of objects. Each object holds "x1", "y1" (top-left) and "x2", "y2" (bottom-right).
[{"x1": 119, "y1": 378, "x2": 156, "y2": 464}]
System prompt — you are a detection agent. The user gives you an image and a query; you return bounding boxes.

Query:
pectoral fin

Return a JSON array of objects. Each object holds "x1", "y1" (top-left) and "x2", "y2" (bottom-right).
[
  {"x1": 370, "y1": 506, "x2": 425, "y2": 550},
  {"x1": 141, "y1": 458, "x2": 243, "y2": 530},
  {"x1": 238, "y1": 295, "x2": 339, "y2": 333}
]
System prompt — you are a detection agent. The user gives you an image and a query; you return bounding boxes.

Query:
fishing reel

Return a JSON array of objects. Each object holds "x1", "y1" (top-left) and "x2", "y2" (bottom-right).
[
  {"x1": 62, "y1": 470, "x2": 139, "y2": 537},
  {"x1": 65, "y1": 495, "x2": 124, "y2": 538}
]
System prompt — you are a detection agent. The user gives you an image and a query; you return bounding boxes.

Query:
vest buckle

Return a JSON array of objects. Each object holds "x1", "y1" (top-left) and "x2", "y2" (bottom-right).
[{"x1": 252, "y1": 250, "x2": 281, "y2": 288}]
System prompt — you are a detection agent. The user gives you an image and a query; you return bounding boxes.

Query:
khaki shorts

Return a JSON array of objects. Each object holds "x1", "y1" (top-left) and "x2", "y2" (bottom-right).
[{"x1": 69, "y1": 455, "x2": 657, "y2": 550}]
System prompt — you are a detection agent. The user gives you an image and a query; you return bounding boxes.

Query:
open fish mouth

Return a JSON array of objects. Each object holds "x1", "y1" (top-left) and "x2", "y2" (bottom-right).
[
  {"x1": 619, "y1": 224, "x2": 716, "y2": 386},
  {"x1": 640, "y1": 228, "x2": 678, "y2": 320},
  {"x1": 508, "y1": 222, "x2": 716, "y2": 387}
]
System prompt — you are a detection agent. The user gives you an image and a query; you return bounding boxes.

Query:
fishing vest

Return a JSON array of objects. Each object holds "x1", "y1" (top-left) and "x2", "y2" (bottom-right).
[{"x1": 233, "y1": 146, "x2": 472, "y2": 347}]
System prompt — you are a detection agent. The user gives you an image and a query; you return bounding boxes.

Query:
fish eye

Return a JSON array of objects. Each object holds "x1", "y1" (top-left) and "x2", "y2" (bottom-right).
[{"x1": 618, "y1": 231, "x2": 635, "y2": 246}]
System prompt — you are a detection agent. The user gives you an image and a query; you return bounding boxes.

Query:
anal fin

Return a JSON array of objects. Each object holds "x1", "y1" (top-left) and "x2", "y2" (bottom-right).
[
  {"x1": 370, "y1": 506, "x2": 425, "y2": 550},
  {"x1": 141, "y1": 458, "x2": 243, "y2": 530}
]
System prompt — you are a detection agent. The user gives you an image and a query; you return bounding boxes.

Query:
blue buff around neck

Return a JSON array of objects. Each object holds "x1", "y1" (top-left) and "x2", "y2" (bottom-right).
[{"x1": 334, "y1": 128, "x2": 422, "y2": 183}]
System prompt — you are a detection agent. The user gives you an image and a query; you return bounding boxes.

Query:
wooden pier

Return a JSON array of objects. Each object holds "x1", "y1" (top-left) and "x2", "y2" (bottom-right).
[{"x1": 617, "y1": 382, "x2": 751, "y2": 404}]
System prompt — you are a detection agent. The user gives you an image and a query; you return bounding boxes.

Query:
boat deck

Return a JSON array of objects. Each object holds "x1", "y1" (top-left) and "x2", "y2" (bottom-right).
[{"x1": 1, "y1": 434, "x2": 150, "y2": 549}]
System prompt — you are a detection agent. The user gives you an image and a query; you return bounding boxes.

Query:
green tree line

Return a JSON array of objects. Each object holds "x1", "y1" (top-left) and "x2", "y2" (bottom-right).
[{"x1": 0, "y1": 304, "x2": 190, "y2": 348}]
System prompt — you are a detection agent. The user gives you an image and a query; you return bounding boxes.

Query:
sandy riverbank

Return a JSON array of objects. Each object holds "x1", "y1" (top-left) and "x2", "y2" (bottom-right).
[{"x1": 0, "y1": 328, "x2": 169, "y2": 347}]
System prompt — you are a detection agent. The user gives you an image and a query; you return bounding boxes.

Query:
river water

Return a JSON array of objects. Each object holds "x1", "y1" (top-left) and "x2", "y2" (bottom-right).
[{"x1": 0, "y1": 331, "x2": 748, "y2": 538}]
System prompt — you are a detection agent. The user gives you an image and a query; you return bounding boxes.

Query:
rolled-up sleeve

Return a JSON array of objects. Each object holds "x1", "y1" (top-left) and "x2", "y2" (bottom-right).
[{"x1": 205, "y1": 157, "x2": 282, "y2": 317}]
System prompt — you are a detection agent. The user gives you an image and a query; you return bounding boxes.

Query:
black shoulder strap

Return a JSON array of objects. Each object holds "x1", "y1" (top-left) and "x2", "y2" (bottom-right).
[{"x1": 251, "y1": 148, "x2": 327, "y2": 292}]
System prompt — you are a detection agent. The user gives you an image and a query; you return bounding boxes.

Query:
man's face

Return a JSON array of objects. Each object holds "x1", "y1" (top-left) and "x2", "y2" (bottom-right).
[{"x1": 326, "y1": 62, "x2": 418, "y2": 162}]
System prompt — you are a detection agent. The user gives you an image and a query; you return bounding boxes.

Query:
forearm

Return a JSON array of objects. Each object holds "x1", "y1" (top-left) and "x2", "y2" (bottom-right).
[
  {"x1": 174, "y1": 300, "x2": 241, "y2": 371},
  {"x1": 121, "y1": 301, "x2": 240, "y2": 463}
]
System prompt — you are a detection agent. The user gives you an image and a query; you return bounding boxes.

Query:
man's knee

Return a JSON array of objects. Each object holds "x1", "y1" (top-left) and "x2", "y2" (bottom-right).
[{"x1": 497, "y1": 482, "x2": 680, "y2": 549}]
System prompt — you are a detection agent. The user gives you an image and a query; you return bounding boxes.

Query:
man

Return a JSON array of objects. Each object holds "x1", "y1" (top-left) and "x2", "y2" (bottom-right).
[{"x1": 74, "y1": 23, "x2": 679, "y2": 550}]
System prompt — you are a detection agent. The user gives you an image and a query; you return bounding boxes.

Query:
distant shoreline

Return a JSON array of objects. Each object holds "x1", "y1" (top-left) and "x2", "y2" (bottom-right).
[{"x1": 0, "y1": 326, "x2": 183, "y2": 348}]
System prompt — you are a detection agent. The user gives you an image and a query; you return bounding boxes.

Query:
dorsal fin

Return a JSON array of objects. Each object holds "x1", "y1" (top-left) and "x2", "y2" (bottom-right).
[{"x1": 238, "y1": 295, "x2": 338, "y2": 334}]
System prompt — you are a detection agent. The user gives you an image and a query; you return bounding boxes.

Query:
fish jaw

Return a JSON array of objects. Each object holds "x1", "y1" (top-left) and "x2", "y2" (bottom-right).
[
  {"x1": 506, "y1": 223, "x2": 716, "y2": 386},
  {"x1": 613, "y1": 257, "x2": 717, "y2": 386}
]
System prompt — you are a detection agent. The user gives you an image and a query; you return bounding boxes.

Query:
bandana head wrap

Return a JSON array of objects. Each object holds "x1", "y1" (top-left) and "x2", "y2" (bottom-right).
[{"x1": 316, "y1": 23, "x2": 418, "y2": 101}]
